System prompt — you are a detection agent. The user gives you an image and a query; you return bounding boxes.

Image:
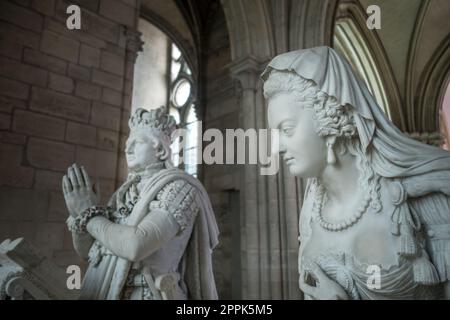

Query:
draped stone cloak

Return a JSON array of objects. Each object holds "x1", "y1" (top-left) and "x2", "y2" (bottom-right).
[{"x1": 79, "y1": 168, "x2": 219, "y2": 300}]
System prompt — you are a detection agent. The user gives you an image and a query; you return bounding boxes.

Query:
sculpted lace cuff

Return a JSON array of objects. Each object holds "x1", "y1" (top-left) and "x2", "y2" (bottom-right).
[{"x1": 67, "y1": 206, "x2": 111, "y2": 234}]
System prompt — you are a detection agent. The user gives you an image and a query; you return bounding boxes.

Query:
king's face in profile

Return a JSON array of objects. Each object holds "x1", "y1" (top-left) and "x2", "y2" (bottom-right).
[
  {"x1": 125, "y1": 130, "x2": 160, "y2": 171},
  {"x1": 267, "y1": 92, "x2": 327, "y2": 178}
]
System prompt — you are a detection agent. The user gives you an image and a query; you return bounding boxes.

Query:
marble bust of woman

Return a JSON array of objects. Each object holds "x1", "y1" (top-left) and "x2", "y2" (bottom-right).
[
  {"x1": 62, "y1": 107, "x2": 219, "y2": 300},
  {"x1": 262, "y1": 46, "x2": 450, "y2": 300}
]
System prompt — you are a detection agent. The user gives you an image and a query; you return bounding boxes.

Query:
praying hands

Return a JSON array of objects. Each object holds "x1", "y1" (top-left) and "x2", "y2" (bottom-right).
[{"x1": 62, "y1": 164, "x2": 100, "y2": 218}]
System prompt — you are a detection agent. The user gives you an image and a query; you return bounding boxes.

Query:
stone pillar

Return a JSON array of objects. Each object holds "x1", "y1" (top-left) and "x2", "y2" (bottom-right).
[
  {"x1": 222, "y1": 0, "x2": 336, "y2": 299},
  {"x1": 115, "y1": 27, "x2": 143, "y2": 185},
  {"x1": 230, "y1": 57, "x2": 303, "y2": 299}
]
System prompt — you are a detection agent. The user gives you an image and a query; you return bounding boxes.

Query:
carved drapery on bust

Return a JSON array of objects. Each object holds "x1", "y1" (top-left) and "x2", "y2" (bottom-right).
[{"x1": 262, "y1": 46, "x2": 450, "y2": 300}]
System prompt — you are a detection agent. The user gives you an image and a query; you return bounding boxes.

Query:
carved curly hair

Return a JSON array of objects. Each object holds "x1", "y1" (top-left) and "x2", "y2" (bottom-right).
[
  {"x1": 129, "y1": 107, "x2": 177, "y2": 168},
  {"x1": 263, "y1": 70, "x2": 382, "y2": 212},
  {"x1": 263, "y1": 70, "x2": 357, "y2": 139}
]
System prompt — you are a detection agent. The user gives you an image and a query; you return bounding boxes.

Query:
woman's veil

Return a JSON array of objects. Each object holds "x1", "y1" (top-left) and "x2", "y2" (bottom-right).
[
  {"x1": 262, "y1": 47, "x2": 450, "y2": 287},
  {"x1": 261, "y1": 46, "x2": 450, "y2": 196}
]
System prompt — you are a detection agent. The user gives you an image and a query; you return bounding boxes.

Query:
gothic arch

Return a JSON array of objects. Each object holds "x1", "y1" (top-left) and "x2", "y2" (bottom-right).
[
  {"x1": 405, "y1": 0, "x2": 450, "y2": 137},
  {"x1": 219, "y1": 0, "x2": 339, "y2": 300},
  {"x1": 415, "y1": 36, "x2": 450, "y2": 133},
  {"x1": 333, "y1": 0, "x2": 404, "y2": 129},
  {"x1": 220, "y1": 0, "x2": 274, "y2": 63},
  {"x1": 139, "y1": 1, "x2": 198, "y2": 80}
]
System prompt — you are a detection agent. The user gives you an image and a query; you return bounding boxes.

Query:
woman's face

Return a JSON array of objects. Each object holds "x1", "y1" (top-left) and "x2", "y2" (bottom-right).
[
  {"x1": 267, "y1": 92, "x2": 327, "y2": 178},
  {"x1": 125, "y1": 131, "x2": 160, "y2": 171}
]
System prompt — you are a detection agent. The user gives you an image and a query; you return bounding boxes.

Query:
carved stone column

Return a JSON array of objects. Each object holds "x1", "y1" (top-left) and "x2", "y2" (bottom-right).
[
  {"x1": 222, "y1": 0, "x2": 335, "y2": 299},
  {"x1": 116, "y1": 27, "x2": 144, "y2": 185},
  {"x1": 230, "y1": 57, "x2": 303, "y2": 299}
]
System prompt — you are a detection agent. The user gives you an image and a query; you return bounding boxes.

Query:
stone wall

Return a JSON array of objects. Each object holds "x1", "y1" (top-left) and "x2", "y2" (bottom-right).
[{"x1": 0, "y1": 0, "x2": 139, "y2": 269}]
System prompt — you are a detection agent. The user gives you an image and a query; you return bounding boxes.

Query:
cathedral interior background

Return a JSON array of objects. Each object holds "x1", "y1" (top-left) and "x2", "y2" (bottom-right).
[{"x1": 0, "y1": 0, "x2": 449, "y2": 299}]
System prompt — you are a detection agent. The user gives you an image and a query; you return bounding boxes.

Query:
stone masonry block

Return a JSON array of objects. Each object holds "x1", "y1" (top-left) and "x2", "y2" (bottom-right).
[
  {"x1": 9, "y1": 0, "x2": 31, "y2": 8},
  {"x1": 24, "y1": 48, "x2": 68, "y2": 75},
  {"x1": 0, "y1": 56, "x2": 48, "y2": 87},
  {"x1": 0, "y1": 77, "x2": 30, "y2": 100},
  {"x1": 35, "y1": 169, "x2": 64, "y2": 191},
  {"x1": 48, "y1": 191, "x2": 67, "y2": 222},
  {"x1": 30, "y1": 87, "x2": 91, "y2": 122},
  {"x1": 101, "y1": 87, "x2": 122, "y2": 107},
  {"x1": 0, "y1": 143, "x2": 34, "y2": 188},
  {"x1": 0, "y1": 20, "x2": 40, "y2": 49},
  {"x1": 82, "y1": 9, "x2": 120, "y2": 44},
  {"x1": 0, "y1": 113, "x2": 11, "y2": 130},
  {"x1": 120, "y1": 0, "x2": 137, "y2": 8},
  {"x1": 44, "y1": 16, "x2": 107, "y2": 49},
  {"x1": 99, "y1": 0, "x2": 135, "y2": 27},
  {"x1": 0, "y1": 187, "x2": 48, "y2": 221},
  {"x1": 27, "y1": 137, "x2": 75, "y2": 171},
  {"x1": 67, "y1": 63, "x2": 90, "y2": 81},
  {"x1": 90, "y1": 101, "x2": 121, "y2": 130},
  {"x1": 0, "y1": 39, "x2": 23, "y2": 61},
  {"x1": 75, "y1": 146, "x2": 117, "y2": 180},
  {"x1": 40, "y1": 31, "x2": 80, "y2": 63},
  {"x1": 74, "y1": 81, "x2": 101, "y2": 100},
  {"x1": 65, "y1": 121, "x2": 97, "y2": 147},
  {"x1": 36, "y1": 222, "x2": 65, "y2": 251},
  {"x1": 0, "y1": 1, "x2": 44, "y2": 32},
  {"x1": 97, "y1": 128, "x2": 119, "y2": 151},
  {"x1": 100, "y1": 50, "x2": 124, "y2": 76},
  {"x1": 79, "y1": 44, "x2": 100, "y2": 68},
  {"x1": 0, "y1": 132, "x2": 27, "y2": 145},
  {"x1": 0, "y1": 95, "x2": 27, "y2": 114},
  {"x1": 49, "y1": 72, "x2": 75, "y2": 94},
  {"x1": 66, "y1": 0, "x2": 99, "y2": 14},
  {"x1": 12, "y1": 110, "x2": 66, "y2": 140},
  {"x1": 31, "y1": 0, "x2": 55, "y2": 16},
  {"x1": 92, "y1": 69, "x2": 123, "y2": 91}
]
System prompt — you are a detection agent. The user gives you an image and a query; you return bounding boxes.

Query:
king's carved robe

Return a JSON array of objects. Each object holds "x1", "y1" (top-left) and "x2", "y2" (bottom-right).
[{"x1": 69, "y1": 166, "x2": 219, "y2": 300}]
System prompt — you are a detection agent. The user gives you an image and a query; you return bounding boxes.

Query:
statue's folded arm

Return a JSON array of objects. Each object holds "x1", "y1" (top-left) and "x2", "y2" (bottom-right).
[{"x1": 86, "y1": 208, "x2": 180, "y2": 262}]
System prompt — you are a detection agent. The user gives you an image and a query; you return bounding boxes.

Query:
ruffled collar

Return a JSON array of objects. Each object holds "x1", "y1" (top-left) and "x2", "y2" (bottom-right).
[
  {"x1": 128, "y1": 162, "x2": 165, "y2": 182},
  {"x1": 111, "y1": 162, "x2": 165, "y2": 222}
]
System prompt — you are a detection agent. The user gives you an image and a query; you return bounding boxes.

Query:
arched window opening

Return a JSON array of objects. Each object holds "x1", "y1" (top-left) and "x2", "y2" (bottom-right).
[
  {"x1": 334, "y1": 17, "x2": 391, "y2": 118},
  {"x1": 169, "y1": 43, "x2": 200, "y2": 177},
  {"x1": 132, "y1": 18, "x2": 169, "y2": 111},
  {"x1": 132, "y1": 19, "x2": 199, "y2": 176}
]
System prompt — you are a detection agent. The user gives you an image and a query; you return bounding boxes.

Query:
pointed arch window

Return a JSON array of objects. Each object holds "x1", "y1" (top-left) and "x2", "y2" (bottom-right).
[
  {"x1": 168, "y1": 43, "x2": 200, "y2": 177},
  {"x1": 334, "y1": 17, "x2": 391, "y2": 118},
  {"x1": 132, "y1": 19, "x2": 199, "y2": 176}
]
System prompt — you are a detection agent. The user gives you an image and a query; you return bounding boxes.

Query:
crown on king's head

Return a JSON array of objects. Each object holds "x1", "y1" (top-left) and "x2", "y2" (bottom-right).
[{"x1": 128, "y1": 107, "x2": 177, "y2": 137}]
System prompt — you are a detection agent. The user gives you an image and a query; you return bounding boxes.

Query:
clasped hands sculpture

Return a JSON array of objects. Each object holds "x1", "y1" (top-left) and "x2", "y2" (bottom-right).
[{"x1": 62, "y1": 164, "x2": 99, "y2": 221}]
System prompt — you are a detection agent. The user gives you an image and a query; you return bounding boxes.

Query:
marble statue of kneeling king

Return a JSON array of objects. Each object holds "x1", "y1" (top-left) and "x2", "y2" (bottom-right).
[
  {"x1": 262, "y1": 46, "x2": 450, "y2": 300},
  {"x1": 62, "y1": 107, "x2": 219, "y2": 300}
]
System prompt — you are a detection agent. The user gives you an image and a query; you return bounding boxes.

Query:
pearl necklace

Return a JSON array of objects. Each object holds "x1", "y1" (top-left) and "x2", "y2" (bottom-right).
[{"x1": 313, "y1": 184, "x2": 371, "y2": 232}]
